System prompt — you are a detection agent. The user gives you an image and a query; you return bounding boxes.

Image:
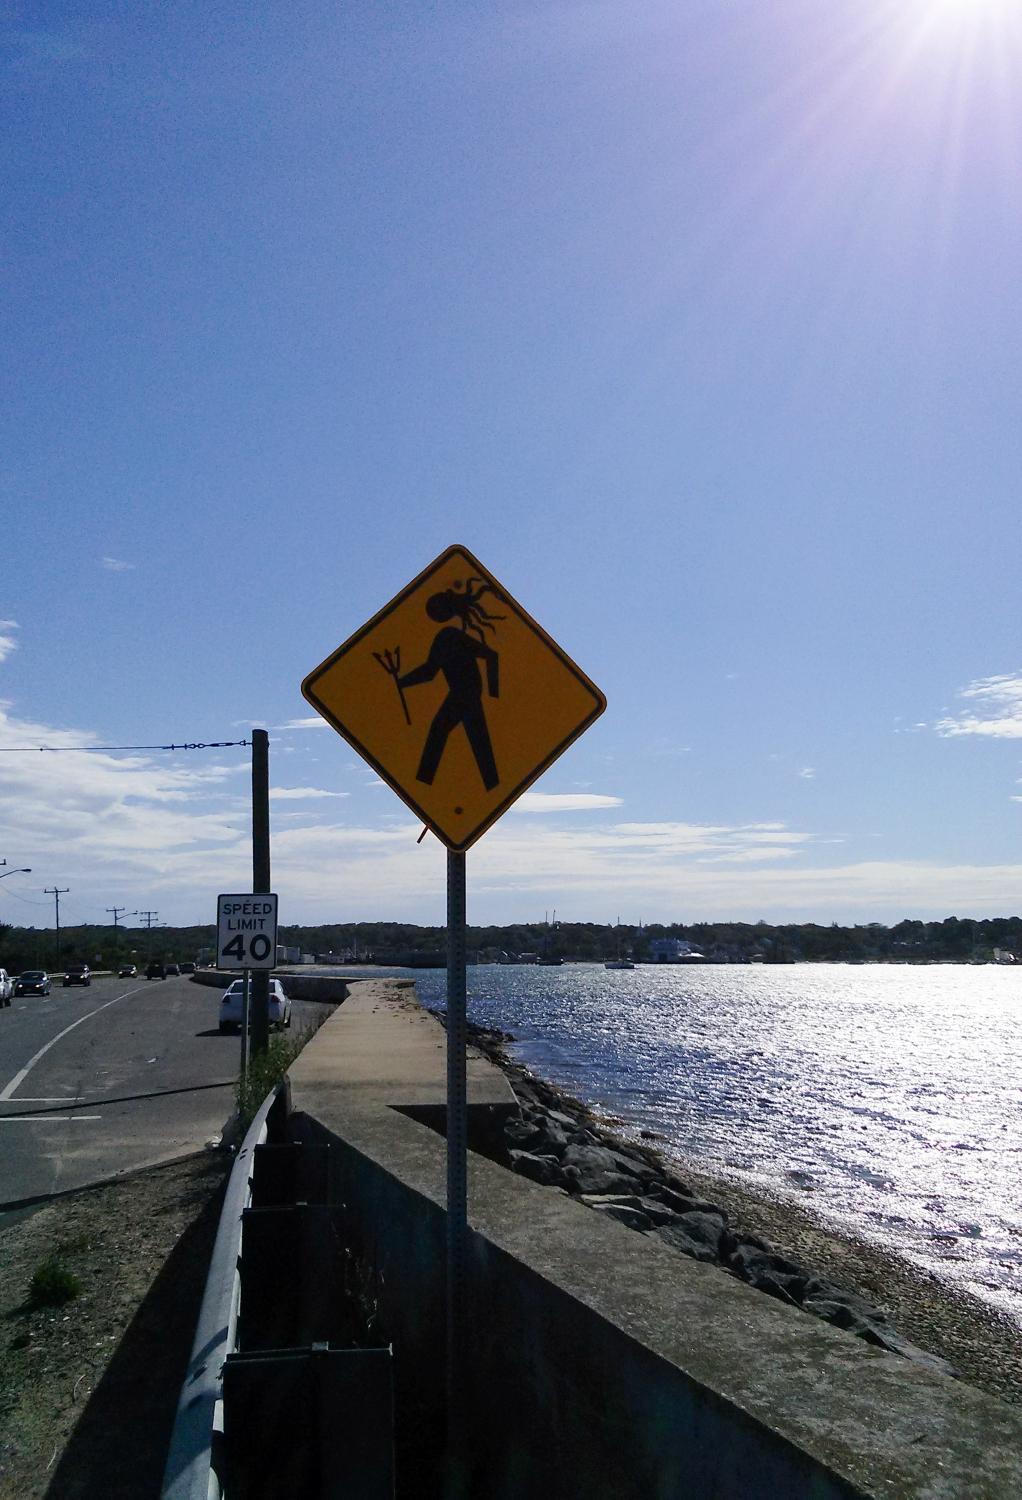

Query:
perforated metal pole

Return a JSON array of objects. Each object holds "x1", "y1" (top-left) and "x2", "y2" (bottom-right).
[
  {"x1": 446, "y1": 849, "x2": 468, "y2": 1496},
  {"x1": 240, "y1": 968, "x2": 250, "y2": 1078},
  {"x1": 250, "y1": 729, "x2": 270, "y2": 1055}
]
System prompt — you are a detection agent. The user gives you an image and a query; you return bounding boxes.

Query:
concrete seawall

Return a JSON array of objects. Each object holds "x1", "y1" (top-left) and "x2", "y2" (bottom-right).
[
  {"x1": 286, "y1": 980, "x2": 1022, "y2": 1499},
  {"x1": 188, "y1": 969, "x2": 350, "y2": 1003}
]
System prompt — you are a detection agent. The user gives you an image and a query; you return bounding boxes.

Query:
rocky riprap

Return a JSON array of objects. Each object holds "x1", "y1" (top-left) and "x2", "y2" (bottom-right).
[{"x1": 466, "y1": 1023, "x2": 957, "y2": 1381}]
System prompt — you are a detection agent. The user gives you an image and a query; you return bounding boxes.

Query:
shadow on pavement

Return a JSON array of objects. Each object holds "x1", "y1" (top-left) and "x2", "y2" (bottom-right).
[
  {"x1": 0, "y1": 1080, "x2": 234, "y2": 1121},
  {"x1": 43, "y1": 1174, "x2": 227, "y2": 1500}
]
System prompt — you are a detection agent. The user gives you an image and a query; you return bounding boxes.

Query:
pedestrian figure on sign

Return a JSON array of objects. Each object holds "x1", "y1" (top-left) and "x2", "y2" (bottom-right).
[{"x1": 375, "y1": 584, "x2": 502, "y2": 791}]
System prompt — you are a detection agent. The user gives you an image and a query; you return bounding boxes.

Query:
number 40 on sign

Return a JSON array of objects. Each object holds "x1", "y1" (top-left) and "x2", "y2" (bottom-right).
[{"x1": 217, "y1": 893, "x2": 279, "y2": 969}]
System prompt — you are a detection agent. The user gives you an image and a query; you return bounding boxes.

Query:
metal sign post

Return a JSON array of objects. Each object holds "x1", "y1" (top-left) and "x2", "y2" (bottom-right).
[
  {"x1": 300, "y1": 544, "x2": 606, "y2": 1495},
  {"x1": 445, "y1": 850, "x2": 468, "y2": 1492},
  {"x1": 251, "y1": 728, "x2": 271, "y2": 1057},
  {"x1": 240, "y1": 968, "x2": 251, "y2": 1078}
]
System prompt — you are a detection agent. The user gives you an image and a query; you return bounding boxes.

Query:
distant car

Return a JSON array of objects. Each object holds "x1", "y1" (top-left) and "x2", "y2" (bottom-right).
[
  {"x1": 0, "y1": 968, "x2": 12, "y2": 1007},
  {"x1": 146, "y1": 961, "x2": 166, "y2": 980},
  {"x1": 179, "y1": 961, "x2": 195, "y2": 974},
  {"x1": 15, "y1": 970, "x2": 51, "y2": 996},
  {"x1": 165, "y1": 963, "x2": 180, "y2": 976},
  {"x1": 119, "y1": 964, "x2": 137, "y2": 978},
  {"x1": 219, "y1": 977, "x2": 291, "y2": 1034},
  {"x1": 63, "y1": 964, "x2": 91, "y2": 987}
]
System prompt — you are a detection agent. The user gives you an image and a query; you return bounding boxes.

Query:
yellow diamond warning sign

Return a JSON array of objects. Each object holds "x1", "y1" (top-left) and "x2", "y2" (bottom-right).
[{"x1": 301, "y1": 545, "x2": 606, "y2": 851}]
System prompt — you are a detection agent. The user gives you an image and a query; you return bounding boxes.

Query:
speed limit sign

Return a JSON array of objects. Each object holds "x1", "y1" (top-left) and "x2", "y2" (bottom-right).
[{"x1": 217, "y1": 893, "x2": 279, "y2": 969}]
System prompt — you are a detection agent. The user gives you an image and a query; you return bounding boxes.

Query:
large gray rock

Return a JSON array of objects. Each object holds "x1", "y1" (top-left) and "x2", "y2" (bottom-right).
[
  {"x1": 655, "y1": 1222, "x2": 721, "y2": 1264},
  {"x1": 504, "y1": 1117, "x2": 542, "y2": 1151},
  {"x1": 562, "y1": 1166, "x2": 640, "y2": 1197},
  {"x1": 634, "y1": 1196, "x2": 683, "y2": 1228},
  {"x1": 560, "y1": 1143, "x2": 650, "y2": 1194},
  {"x1": 729, "y1": 1244, "x2": 808, "y2": 1285},
  {"x1": 532, "y1": 1119, "x2": 572, "y2": 1157},
  {"x1": 590, "y1": 1202, "x2": 653, "y2": 1231},
  {"x1": 508, "y1": 1151, "x2": 563, "y2": 1187},
  {"x1": 672, "y1": 1210, "x2": 727, "y2": 1254},
  {"x1": 855, "y1": 1323, "x2": 959, "y2": 1380}
]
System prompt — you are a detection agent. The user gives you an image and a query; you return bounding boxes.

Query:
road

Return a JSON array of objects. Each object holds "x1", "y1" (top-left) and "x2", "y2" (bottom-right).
[{"x1": 0, "y1": 972, "x2": 324, "y2": 1210}]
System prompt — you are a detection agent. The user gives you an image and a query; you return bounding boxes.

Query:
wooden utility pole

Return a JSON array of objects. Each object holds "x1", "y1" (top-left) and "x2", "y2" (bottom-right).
[{"x1": 45, "y1": 887, "x2": 69, "y2": 965}]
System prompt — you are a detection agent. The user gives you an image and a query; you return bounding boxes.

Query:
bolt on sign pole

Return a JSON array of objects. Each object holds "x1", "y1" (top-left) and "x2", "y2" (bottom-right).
[
  {"x1": 300, "y1": 544, "x2": 606, "y2": 1492},
  {"x1": 250, "y1": 728, "x2": 271, "y2": 1057}
]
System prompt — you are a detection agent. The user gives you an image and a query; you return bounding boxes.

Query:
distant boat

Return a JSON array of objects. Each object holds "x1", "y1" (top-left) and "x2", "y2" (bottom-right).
[
  {"x1": 538, "y1": 956, "x2": 563, "y2": 966},
  {"x1": 605, "y1": 918, "x2": 635, "y2": 969}
]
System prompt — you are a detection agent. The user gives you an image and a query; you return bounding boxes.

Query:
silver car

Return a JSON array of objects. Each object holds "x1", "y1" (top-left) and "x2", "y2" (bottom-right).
[{"x1": 219, "y1": 977, "x2": 291, "y2": 1033}]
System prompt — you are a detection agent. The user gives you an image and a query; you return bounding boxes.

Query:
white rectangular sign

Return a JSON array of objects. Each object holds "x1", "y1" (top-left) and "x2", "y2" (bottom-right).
[{"x1": 217, "y1": 892, "x2": 278, "y2": 969}]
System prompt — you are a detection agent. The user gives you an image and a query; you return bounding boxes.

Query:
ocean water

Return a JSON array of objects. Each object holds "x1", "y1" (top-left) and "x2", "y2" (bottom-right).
[{"x1": 341, "y1": 963, "x2": 1022, "y2": 1321}]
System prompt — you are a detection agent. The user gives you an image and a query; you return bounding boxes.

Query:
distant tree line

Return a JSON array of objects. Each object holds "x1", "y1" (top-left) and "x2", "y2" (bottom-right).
[{"x1": 1, "y1": 913, "x2": 1020, "y2": 971}]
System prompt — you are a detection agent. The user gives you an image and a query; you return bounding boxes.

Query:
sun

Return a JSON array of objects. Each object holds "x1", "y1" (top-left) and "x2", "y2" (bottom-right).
[
  {"x1": 895, "y1": 0, "x2": 1022, "y2": 57},
  {"x1": 912, "y1": 0, "x2": 1020, "y2": 27}
]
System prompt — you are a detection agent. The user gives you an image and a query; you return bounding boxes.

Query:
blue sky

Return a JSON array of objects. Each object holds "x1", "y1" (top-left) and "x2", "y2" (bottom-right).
[{"x1": 3, "y1": 0, "x2": 1021, "y2": 930}]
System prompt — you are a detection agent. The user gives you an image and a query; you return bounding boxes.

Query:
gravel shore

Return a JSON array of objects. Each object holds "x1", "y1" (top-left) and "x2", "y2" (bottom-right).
[{"x1": 467, "y1": 1020, "x2": 1022, "y2": 1409}]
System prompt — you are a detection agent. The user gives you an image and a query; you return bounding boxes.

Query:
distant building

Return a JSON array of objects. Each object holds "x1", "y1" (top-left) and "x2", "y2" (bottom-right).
[
  {"x1": 276, "y1": 943, "x2": 302, "y2": 965},
  {"x1": 647, "y1": 938, "x2": 703, "y2": 963}
]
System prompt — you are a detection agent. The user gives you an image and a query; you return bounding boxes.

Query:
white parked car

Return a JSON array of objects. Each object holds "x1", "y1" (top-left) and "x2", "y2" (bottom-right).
[
  {"x1": 0, "y1": 968, "x2": 12, "y2": 1007},
  {"x1": 219, "y1": 977, "x2": 291, "y2": 1034}
]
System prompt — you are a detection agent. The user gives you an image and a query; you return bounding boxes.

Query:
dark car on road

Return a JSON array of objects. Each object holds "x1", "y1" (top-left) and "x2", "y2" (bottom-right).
[
  {"x1": 146, "y1": 961, "x2": 166, "y2": 980},
  {"x1": 119, "y1": 964, "x2": 137, "y2": 977},
  {"x1": 165, "y1": 963, "x2": 180, "y2": 976},
  {"x1": 180, "y1": 961, "x2": 195, "y2": 974},
  {"x1": 63, "y1": 964, "x2": 91, "y2": 987},
  {"x1": 16, "y1": 970, "x2": 52, "y2": 996}
]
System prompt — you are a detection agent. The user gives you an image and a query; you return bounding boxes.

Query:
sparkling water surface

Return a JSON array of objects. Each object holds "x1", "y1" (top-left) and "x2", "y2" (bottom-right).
[{"x1": 335, "y1": 963, "x2": 1021, "y2": 1320}]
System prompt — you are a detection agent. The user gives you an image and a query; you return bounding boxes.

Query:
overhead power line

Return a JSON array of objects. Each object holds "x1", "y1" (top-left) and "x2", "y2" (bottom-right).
[{"x1": 0, "y1": 739, "x2": 250, "y2": 753}]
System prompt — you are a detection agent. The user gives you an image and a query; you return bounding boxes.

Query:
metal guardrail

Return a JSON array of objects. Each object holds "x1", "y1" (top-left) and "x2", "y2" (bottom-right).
[{"x1": 160, "y1": 1086, "x2": 283, "y2": 1500}]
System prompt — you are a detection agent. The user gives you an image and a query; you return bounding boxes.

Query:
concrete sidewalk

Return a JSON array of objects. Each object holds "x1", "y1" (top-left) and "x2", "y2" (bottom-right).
[{"x1": 288, "y1": 978, "x2": 516, "y2": 1112}]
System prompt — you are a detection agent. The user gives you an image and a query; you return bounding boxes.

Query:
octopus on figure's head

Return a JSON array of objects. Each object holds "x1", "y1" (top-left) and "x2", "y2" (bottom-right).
[{"x1": 425, "y1": 577, "x2": 505, "y2": 641}]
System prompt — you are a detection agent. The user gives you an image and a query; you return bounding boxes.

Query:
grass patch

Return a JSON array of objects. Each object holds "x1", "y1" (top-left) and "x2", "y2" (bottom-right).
[
  {"x1": 27, "y1": 1257, "x2": 80, "y2": 1308},
  {"x1": 236, "y1": 1032, "x2": 305, "y2": 1128}
]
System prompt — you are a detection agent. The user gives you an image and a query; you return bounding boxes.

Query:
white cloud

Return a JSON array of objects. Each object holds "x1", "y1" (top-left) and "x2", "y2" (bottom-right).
[
  {"x1": 263, "y1": 816, "x2": 1022, "y2": 925},
  {"x1": 269, "y1": 787, "x2": 349, "y2": 801},
  {"x1": 798, "y1": 767, "x2": 817, "y2": 780},
  {"x1": 512, "y1": 792, "x2": 623, "y2": 813},
  {"x1": 0, "y1": 621, "x2": 18, "y2": 663},
  {"x1": 935, "y1": 674, "x2": 1022, "y2": 739},
  {"x1": 3, "y1": 678, "x2": 1019, "y2": 926},
  {"x1": 273, "y1": 717, "x2": 330, "y2": 731},
  {"x1": 0, "y1": 700, "x2": 251, "y2": 923},
  {"x1": 100, "y1": 557, "x2": 135, "y2": 573}
]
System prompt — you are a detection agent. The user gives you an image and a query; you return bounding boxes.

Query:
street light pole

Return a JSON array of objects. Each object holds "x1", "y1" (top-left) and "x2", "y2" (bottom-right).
[
  {"x1": 106, "y1": 907, "x2": 137, "y2": 955},
  {"x1": 0, "y1": 868, "x2": 31, "y2": 880}
]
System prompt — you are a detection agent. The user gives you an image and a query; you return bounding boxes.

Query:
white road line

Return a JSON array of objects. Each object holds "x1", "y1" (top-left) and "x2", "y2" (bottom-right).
[
  {"x1": 0, "y1": 985, "x2": 146, "y2": 1102},
  {"x1": 0, "y1": 1115, "x2": 101, "y2": 1122}
]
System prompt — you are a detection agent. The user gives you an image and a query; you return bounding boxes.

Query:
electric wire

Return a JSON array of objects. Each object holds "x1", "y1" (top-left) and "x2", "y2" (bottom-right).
[{"x1": 0, "y1": 739, "x2": 250, "y2": 753}]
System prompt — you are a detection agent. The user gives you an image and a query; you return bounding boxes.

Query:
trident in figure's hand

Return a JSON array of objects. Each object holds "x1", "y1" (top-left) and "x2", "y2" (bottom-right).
[{"x1": 373, "y1": 647, "x2": 411, "y2": 725}]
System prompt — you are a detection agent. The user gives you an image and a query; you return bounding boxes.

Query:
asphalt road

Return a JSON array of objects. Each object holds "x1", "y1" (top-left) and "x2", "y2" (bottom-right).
[{"x1": 0, "y1": 972, "x2": 325, "y2": 1209}]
